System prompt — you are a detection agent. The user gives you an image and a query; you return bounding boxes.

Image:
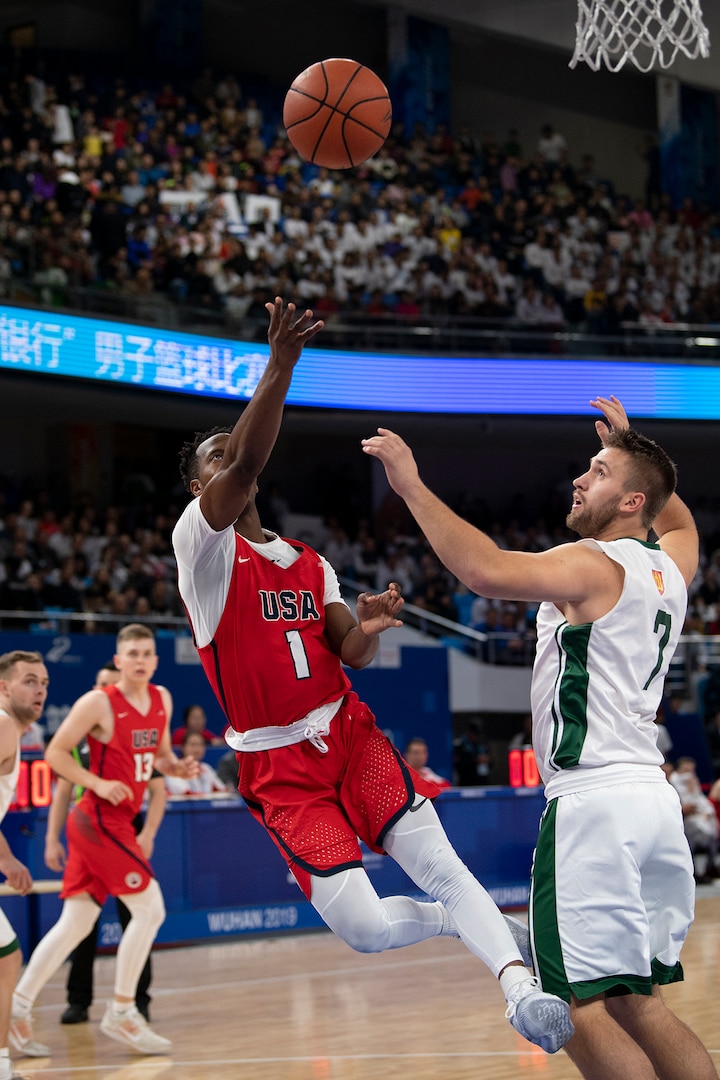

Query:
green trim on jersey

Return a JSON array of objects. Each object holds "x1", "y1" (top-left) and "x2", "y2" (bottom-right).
[
  {"x1": 551, "y1": 622, "x2": 592, "y2": 769},
  {"x1": 530, "y1": 800, "x2": 571, "y2": 1002},
  {"x1": 626, "y1": 538, "x2": 661, "y2": 550}
]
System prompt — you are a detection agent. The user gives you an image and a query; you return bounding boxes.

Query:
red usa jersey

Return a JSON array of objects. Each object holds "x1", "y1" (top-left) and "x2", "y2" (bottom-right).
[
  {"x1": 81, "y1": 683, "x2": 167, "y2": 818},
  {"x1": 196, "y1": 533, "x2": 351, "y2": 733}
]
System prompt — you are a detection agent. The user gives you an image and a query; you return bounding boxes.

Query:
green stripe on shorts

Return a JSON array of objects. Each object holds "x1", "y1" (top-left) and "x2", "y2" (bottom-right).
[
  {"x1": 572, "y1": 973, "x2": 652, "y2": 999},
  {"x1": 530, "y1": 799, "x2": 571, "y2": 1002},
  {"x1": 0, "y1": 936, "x2": 20, "y2": 958},
  {"x1": 652, "y1": 957, "x2": 684, "y2": 985}
]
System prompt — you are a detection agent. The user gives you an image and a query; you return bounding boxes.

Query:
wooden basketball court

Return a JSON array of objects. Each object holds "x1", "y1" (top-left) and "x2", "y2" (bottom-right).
[{"x1": 12, "y1": 893, "x2": 719, "y2": 1080}]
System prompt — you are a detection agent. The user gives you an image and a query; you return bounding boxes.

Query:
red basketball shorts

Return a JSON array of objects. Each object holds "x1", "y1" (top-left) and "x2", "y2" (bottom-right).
[
  {"x1": 239, "y1": 692, "x2": 440, "y2": 898},
  {"x1": 61, "y1": 800, "x2": 154, "y2": 906}
]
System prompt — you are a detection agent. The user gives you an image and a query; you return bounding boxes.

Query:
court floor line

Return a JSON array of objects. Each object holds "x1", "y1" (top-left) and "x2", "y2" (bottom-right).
[{"x1": 34, "y1": 942, "x2": 469, "y2": 1009}]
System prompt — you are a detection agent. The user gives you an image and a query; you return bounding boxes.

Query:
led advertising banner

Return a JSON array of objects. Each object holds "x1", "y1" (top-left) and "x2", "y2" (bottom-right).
[{"x1": 1, "y1": 303, "x2": 719, "y2": 418}]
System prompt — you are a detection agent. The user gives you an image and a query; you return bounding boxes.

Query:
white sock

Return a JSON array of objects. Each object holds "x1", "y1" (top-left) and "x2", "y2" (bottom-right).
[
  {"x1": 111, "y1": 1000, "x2": 134, "y2": 1015},
  {"x1": 11, "y1": 991, "x2": 32, "y2": 1017},
  {"x1": 499, "y1": 965, "x2": 534, "y2": 1001},
  {"x1": 438, "y1": 902, "x2": 459, "y2": 936}
]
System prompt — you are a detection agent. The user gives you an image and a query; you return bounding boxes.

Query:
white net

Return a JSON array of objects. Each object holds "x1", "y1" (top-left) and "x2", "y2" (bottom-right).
[{"x1": 570, "y1": 0, "x2": 710, "y2": 72}]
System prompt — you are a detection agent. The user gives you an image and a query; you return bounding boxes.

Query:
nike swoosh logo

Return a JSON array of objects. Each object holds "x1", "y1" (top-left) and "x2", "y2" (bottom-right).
[
  {"x1": 238, "y1": 557, "x2": 250, "y2": 563},
  {"x1": 408, "y1": 798, "x2": 428, "y2": 813},
  {"x1": 118, "y1": 712, "x2": 128, "y2": 718}
]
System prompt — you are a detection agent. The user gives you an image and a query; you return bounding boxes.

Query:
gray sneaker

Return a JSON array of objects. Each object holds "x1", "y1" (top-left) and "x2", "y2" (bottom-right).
[
  {"x1": 505, "y1": 976, "x2": 574, "y2": 1054},
  {"x1": 100, "y1": 1004, "x2": 171, "y2": 1055},
  {"x1": 503, "y1": 913, "x2": 533, "y2": 967},
  {"x1": 8, "y1": 1014, "x2": 50, "y2": 1058}
]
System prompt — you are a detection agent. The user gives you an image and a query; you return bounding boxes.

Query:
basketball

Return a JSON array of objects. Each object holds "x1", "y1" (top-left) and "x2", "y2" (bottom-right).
[{"x1": 283, "y1": 58, "x2": 392, "y2": 170}]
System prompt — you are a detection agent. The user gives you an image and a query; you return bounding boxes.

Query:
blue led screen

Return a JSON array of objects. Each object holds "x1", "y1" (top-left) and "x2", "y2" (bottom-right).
[{"x1": 0, "y1": 304, "x2": 719, "y2": 419}]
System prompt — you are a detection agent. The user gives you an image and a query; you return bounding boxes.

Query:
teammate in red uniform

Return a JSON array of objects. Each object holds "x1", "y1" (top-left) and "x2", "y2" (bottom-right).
[
  {"x1": 10, "y1": 624, "x2": 197, "y2": 1059},
  {"x1": 171, "y1": 297, "x2": 573, "y2": 1054}
]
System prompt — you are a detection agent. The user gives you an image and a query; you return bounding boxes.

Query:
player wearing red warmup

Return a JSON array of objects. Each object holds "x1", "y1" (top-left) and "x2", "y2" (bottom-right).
[{"x1": 11, "y1": 624, "x2": 197, "y2": 1059}]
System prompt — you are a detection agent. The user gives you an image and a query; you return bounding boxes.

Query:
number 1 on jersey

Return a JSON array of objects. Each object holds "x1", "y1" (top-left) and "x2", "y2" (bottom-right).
[{"x1": 285, "y1": 629, "x2": 311, "y2": 680}]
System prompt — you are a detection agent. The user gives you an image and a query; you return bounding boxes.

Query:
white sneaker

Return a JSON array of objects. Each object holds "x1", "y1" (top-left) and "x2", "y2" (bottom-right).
[
  {"x1": 8, "y1": 1014, "x2": 50, "y2": 1058},
  {"x1": 100, "y1": 1004, "x2": 172, "y2": 1055},
  {"x1": 0, "y1": 1056, "x2": 26, "y2": 1080},
  {"x1": 503, "y1": 913, "x2": 533, "y2": 967},
  {"x1": 505, "y1": 976, "x2": 574, "y2": 1054}
]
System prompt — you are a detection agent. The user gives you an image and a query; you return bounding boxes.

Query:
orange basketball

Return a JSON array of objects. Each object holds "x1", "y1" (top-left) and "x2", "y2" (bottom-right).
[{"x1": 283, "y1": 58, "x2": 392, "y2": 170}]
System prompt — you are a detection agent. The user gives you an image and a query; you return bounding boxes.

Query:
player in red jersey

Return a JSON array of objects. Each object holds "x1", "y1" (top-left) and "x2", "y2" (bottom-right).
[
  {"x1": 171, "y1": 297, "x2": 573, "y2": 1054},
  {"x1": 10, "y1": 624, "x2": 198, "y2": 1059}
]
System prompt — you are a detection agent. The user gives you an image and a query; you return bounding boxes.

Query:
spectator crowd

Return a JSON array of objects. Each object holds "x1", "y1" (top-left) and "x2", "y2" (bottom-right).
[
  {"x1": 0, "y1": 63, "x2": 718, "y2": 332},
  {"x1": 2, "y1": 475, "x2": 720, "y2": 674}
]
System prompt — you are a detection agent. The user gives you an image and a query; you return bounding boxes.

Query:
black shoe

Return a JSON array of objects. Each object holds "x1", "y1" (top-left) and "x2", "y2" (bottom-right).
[{"x1": 61, "y1": 1004, "x2": 89, "y2": 1024}]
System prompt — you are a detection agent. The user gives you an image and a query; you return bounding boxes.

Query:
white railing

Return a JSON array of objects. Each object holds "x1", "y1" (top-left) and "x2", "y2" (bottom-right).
[{"x1": 2, "y1": 606, "x2": 718, "y2": 696}]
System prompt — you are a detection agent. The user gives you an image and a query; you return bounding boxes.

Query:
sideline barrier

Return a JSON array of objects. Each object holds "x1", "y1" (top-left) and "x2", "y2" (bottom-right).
[
  {"x1": 3, "y1": 787, "x2": 545, "y2": 955},
  {"x1": 0, "y1": 879, "x2": 62, "y2": 957},
  {"x1": 0, "y1": 881, "x2": 61, "y2": 896}
]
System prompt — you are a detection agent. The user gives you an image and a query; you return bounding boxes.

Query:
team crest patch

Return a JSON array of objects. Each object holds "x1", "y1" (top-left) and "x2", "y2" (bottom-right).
[
  {"x1": 652, "y1": 569, "x2": 665, "y2": 595},
  {"x1": 124, "y1": 871, "x2": 143, "y2": 890}
]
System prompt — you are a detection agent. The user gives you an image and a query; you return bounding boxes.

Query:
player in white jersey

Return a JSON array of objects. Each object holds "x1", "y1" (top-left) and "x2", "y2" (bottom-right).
[
  {"x1": 0, "y1": 651, "x2": 49, "y2": 1079},
  {"x1": 531, "y1": 536, "x2": 687, "y2": 787},
  {"x1": 362, "y1": 396, "x2": 718, "y2": 1080}
]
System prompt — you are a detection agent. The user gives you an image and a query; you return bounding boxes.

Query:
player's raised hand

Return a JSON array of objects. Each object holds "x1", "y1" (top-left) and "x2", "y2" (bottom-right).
[
  {"x1": 356, "y1": 581, "x2": 404, "y2": 635},
  {"x1": 361, "y1": 428, "x2": 421, "y2": 500},
  {"x1": 590, "y1": 395, "x2": 630, "y2": 445},
  {"x1": 265, "y1": 296, "x2": 324, "y2": 368}
]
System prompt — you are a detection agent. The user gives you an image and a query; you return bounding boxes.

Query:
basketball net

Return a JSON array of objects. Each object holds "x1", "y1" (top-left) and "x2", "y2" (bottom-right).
[{"x1": 570, "y1": 0, "x2": 710, "y2": 72}]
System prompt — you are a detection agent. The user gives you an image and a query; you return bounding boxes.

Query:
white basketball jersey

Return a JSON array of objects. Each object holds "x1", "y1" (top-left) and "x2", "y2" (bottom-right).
[
  {"x1": 0, "y1": 711, "x2": 20, "y2": 821},
  {"x1": 531, "y1": 538, "x2": 687, "y2": 798}
]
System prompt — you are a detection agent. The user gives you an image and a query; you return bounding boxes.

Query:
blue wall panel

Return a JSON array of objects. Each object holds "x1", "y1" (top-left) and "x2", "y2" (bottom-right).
[{"x1": 2, "y1": 789, "x2": 544, "y2": 955}]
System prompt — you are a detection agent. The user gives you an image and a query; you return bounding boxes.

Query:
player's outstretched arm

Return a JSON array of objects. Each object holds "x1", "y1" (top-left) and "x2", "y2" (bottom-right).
[
  {"x1": 361, "y1": 428, "x2": 613, "y2": 605},
  {"x1": 199, "y1": 297, "x2": 324, "y2": 531}
]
